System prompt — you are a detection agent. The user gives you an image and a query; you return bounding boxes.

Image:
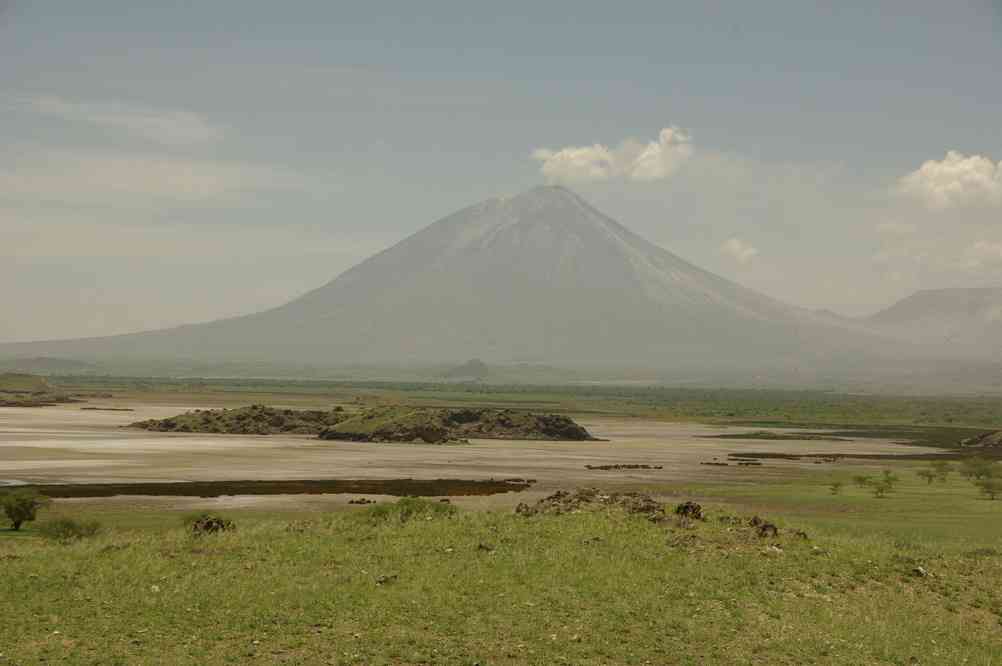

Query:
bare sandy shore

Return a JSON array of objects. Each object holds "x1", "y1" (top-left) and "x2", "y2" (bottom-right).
[{"x1": 0, "y1": 403, "x2": 939, "y2": 513}]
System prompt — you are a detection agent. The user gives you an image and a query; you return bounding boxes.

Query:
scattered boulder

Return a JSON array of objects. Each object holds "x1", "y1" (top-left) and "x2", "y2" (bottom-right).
[
  {"x1": 749, "y1": 516, "x2": 779, "y2": 538},
  {"x1": 674, "y1": 501, "x2": 705, "y2": 521},
  {"x1": 188, "y1": 513, "x2": 235, "y2": 536}
]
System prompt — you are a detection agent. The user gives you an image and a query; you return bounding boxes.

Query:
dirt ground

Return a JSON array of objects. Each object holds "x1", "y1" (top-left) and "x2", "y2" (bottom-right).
[{"x1": 0, "y1": 403, "x2": 938, "y2": 511}]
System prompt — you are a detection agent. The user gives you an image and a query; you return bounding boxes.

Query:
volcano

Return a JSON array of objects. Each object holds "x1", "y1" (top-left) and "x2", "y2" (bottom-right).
[{"x1": 1, "y1": 186, "x2": 884, "y2": 367}]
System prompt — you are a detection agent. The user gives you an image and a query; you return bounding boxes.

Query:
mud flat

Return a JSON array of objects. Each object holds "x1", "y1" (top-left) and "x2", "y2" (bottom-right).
[
  {"x1": 0, "y1": 404, "x2": 946, "y2": 508},
  {"x1": 15, "y1": 477, "x2": 533, "y2": 499}
]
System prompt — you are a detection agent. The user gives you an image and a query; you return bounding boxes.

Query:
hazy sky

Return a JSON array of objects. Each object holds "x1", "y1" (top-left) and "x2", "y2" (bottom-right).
[{"x1": 3, "y1": 1, "x2": 1001, "y2": 342}]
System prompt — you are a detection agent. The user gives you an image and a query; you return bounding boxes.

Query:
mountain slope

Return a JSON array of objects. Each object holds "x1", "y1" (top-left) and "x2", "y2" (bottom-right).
[
  {"x1": 1, "y1": 186, "x2": 887, "y2": 366},
  {"x1": 866, "y1": 288, "x2": 1002, "y2": 358}
]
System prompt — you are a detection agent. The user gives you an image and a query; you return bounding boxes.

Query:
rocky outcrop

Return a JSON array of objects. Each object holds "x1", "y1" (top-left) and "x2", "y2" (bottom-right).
[
  {"x1": 130, "y1": 404, "x2": 346, "y2": 435},
  {"x1": 318, "y1": 406, "x2": 595, "y2": 443}
]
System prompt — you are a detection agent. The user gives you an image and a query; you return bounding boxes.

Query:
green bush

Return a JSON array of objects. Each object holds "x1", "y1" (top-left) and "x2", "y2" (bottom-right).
[
  {"x1": 361, "y1": 497, "x2": 457, "y2": 525},
  {"x1": 37, "y1": 518, "x2": 102, "y2": 542},
  {"x1": 2, "y1": 490, "x2": 50, "y2": 531},
  {"x1": 976, "y1": 478, "x2": 1002, "y2": 500}
]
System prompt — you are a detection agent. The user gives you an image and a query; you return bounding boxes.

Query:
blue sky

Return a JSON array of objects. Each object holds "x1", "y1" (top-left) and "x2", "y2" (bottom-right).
[{"x1": 3, "y1": 1, "x2": 1001, "y2": 341}]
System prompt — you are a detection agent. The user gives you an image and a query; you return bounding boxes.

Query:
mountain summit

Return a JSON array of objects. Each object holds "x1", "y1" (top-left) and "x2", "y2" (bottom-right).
[{"x1": 1, "y1": 186, "x2": 881, "y2": 366}]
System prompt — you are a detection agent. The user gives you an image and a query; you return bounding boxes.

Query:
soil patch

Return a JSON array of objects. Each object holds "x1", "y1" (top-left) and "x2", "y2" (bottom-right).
[
  {"x1": 15, "y1": 478, "x2": 533, "y2": 499},
  {"x1": 704, "y1": 430, "x2": 849, "y2": 442},
  {"x1": 585, "y1": 464, "x2": 662, "y2": 470}
]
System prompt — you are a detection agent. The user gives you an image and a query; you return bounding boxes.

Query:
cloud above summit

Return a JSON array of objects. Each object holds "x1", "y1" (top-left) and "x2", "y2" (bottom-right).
[
  {"x1": 532, "y1": 127, "x2": 693, "y2": 184},
  {"x1": 897, "y1": 150, "x2": 1002, "y2": 210}
]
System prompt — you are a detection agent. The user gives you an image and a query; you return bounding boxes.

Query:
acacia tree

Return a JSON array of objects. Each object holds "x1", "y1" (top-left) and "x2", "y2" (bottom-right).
[
  {"x1": 2, "y1": 490, "x2": 50, "y2": 531},
  {"x1": 930, "y1": 460, "x2": 952, "y2": 483},
  {"x1": 872, "y1": 470, "x2": 899, "y2": 499},
  {"x1": 978, "y1": 478, "x2": 1002, "y2": 500}
]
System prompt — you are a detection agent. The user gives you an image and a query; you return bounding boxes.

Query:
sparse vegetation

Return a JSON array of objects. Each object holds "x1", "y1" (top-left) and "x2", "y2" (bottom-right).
[
  {"x1": 37, "y1": 518, "x2": 102, "y2": 542},
  {"x1": 360, "y1": 497, "x2": 457, "y2": 524}
]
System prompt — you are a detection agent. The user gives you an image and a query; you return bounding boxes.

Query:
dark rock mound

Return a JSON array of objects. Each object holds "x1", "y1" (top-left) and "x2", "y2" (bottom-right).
[
  {"x1": 961, "y1": 431, "x2": 1002, "y2": 449},
  {"x1": 131, "y1": 404, "x2": 346, "y2": 435},
  {"x1": 515, "y1": 488, "x2": 667, "y2": 523},
  {"x1": 318, "y1": 406, "x2": 595, "y2": 443},
  {"x1": 188, "y1": 513, "x2": 235, "y2": 536},
  {"x1": 674, "y1": 501, "x2": 705, "y2": 520}
]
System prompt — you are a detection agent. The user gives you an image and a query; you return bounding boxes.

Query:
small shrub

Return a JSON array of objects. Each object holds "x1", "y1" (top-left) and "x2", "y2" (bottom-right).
[
  {"x1": 2, "y1": 490, "x2": 50, "y2": 531},
  {"x1": 852, "y1": 475, "x2": 872, "y2": 489},
  {"x1": 916, "y1": 469, "x2": 937, "y2": 485},
  {"x1": 872, "y1": 470, "x2": 899, "y2": 498},
  {"x1": 184, "y1": 513, "x2": 235, "y2": 536},
  {"x1": 38, "y1": 518, "x2": 102, "y2": 542},
  {"x1": 931, "y1": 460, "x2": 952, "y2": 483},
  {"x1": 829, "y1": 481, "x2": 844, "y2": 495},
  {"x1": 362, "y1": 497, "x2": 457, "y2": 525},
  {"x1": 960, "y1": 457, "x2": 996, "y2": 481},
  {"x1": 977, "y1": 478, "x2": 1002, "y2": 500}
]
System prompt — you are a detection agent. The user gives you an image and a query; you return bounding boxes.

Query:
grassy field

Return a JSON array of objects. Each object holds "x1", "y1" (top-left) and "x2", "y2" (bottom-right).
[
  {"x1": 4, "y1": 376, "x2": 1001, "y2": 662},
  {"x1": 2, "y1": 469, "x2": 1001, "y2": 665}
]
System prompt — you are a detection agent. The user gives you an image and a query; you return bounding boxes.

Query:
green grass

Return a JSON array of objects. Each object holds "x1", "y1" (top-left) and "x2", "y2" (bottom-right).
[{"x1": 2, "y1": 480, "x2": 1001, "y2": 665}]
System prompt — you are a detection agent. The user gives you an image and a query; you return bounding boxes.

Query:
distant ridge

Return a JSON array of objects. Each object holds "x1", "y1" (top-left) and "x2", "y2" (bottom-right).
[{"x1": 865, "y1": 287, "x2": 1002, "y2": 358}]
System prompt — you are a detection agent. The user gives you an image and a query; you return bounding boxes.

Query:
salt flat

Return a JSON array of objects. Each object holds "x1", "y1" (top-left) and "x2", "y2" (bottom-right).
[{"x1": 1, "y1": 405, "x2": 937, "y2": 494}]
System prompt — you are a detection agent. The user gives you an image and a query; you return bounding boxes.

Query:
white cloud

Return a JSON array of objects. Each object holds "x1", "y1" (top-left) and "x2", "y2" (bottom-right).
[
  {"x1": 721, "y1": 237, "x2": 759, "y2": 264},
  {"x1": 18, "y1": 94, "x2": 223, "y2": 146},
  {"x1": 0, "y1": 148, "x2": 316, "y2": 205},
  {"x1": 897, "y1": 150, "x2": 1002, "y2": 209},
  {"x1": 532, "y1": 127, "x2": 692, "y2": 184}
]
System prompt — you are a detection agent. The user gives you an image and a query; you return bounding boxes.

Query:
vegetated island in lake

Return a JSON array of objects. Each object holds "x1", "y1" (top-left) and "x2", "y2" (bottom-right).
[
  {"x1": 318, "y1": 406, "x2": 596, "y2": 443},
  {"x1": 129, "y1": 404, "x2": 595, "y2": 443}
]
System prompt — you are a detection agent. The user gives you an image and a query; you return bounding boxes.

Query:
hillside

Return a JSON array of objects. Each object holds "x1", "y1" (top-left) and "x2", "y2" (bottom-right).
[{"x1": 866, "y1": 288, "x2": 1002, "y2": 358}]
